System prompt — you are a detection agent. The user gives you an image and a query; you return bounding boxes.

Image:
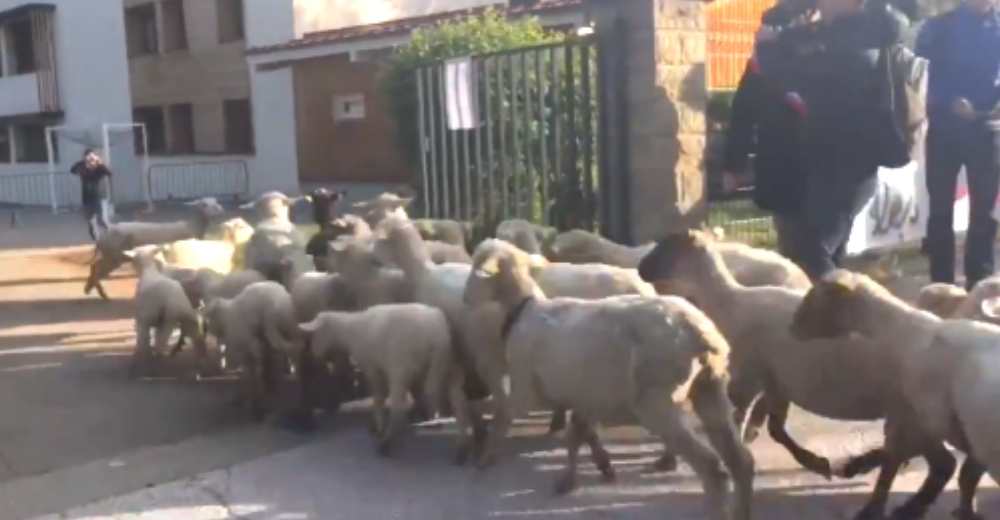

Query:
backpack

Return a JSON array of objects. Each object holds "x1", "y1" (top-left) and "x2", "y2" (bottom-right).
[{"x1": 874, "y1": 42, "x2": 929, "y2": 168}]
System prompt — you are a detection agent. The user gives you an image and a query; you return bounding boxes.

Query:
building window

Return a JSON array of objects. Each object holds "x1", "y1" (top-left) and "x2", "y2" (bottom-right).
[
  {"x1": 0, "y1": 127, "x2": 10, "y2": 163},
  {"x1": 217, "y1": 0, "x2": 245, "y2": 43},
  {"x1": 4, "y1": 17, "x2": 36, "y2": 75},
  {"x1": 332, "y1": 94, "x2": 365, "y2": 121},
  {"x1": 13, "y1": 125, "x2": 48, "y2": 163},
  {"x1": 161, "y1": 0, "x2": 188, "y2": 52},
  {"x1": 223, "y1": 99, "x2": 254, "y2": 153},
  {"x1": 167, "y1": 103, "x2": 194, "y2": 153},
  {"x1": 132, "y1": 106, "x2": 167, "y2": 154},
  {"x1": 125, "y1": 4, "x2": 158, "y2": 58}
]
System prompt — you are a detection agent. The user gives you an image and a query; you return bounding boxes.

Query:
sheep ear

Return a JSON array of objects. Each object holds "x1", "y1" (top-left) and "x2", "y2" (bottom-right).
[
  {"x1": 303, "y1": 195, "x2": 313, "y2": 203},
  {"x1": 711, "y1": 227, "x2": 726, "y2": 240},
  {"x1": 527, "y1": 254, "x2": 548, "y2": 268},
  {"x1": 981, "y1": 297, "x2": 1000, "y2": 319},
  {"x1": 474, "y1": 256, "x2": 499, "y2": 278},
  {"x1": 239, "y1": 200, "x2": 255, "y2": 210}
]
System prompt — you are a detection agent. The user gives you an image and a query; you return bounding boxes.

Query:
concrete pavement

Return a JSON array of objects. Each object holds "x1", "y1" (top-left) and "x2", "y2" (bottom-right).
[{"x1": 20, "y1": 410, "x2": 1000, "y2": 520}]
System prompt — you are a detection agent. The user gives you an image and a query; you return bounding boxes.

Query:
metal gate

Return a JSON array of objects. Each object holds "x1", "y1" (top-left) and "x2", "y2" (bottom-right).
[{"x1": 413, "y1": 28, "x2": 630, "y2": 242}]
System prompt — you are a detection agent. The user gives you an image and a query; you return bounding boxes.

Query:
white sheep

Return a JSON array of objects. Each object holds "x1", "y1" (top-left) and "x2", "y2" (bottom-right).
[
  {"x1": 551, "y1": 228, "x2": 811, "y2": 289},
  {"x1": 372, "y1": 223, "x2": 664, "y2": 470},
  {"x1": 916, "y1": 277, "x2": 1000, "y2": 325},
  {"x1": 464, "y1": 240, "x2": 754, "y2": 518},
  {"x1": 299, "y1": 304, "x2": 474, "y2": 460},
  {"x1": 327, "y1": 237, "x2": 410, "y2": 309},
  {"x1": 202, "y1": 281, "x2": 303, "y2": 421},
  {"x1": 637, "y1": 230, "x2": 897, "y2": 481},
  {"x1": 352, "y1": 192, "x2": 472, "y2": 247},
  {"x1": 495, "y1": 218, "x2": 557, "y2": 255},
  {"x1": 158, "y1": 217, "x2": 254, "y2": 274},
  {"x1": 84, "y1": 197, "x2": 226, "y2": 301},
  {"x1": 122, "y1": 245, "x2": 207, "y2": 379},
  {"x1": 279, "y1": 259, "x2": 357, "y2": 323},
  {"x1": 790, "y1": 270, "x2": 1000, "y2": 520},
  {"x1": 240, "y1": 191, "x2": 312, "y2": 281}
]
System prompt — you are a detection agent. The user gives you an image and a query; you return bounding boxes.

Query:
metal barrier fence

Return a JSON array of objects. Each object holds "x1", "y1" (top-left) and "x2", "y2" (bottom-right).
[
  {"x1": 0, "y1": 172, "x2": 82, "y2": 212},
  {"x1": 146, "y1": 160, "x2": 249, "y2": 207},
  {"x1": 412, "y1": 30, "x2": 631, "y2": 243}
]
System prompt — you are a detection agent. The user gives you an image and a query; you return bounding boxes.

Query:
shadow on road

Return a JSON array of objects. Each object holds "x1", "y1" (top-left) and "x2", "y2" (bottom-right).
[{"x1": 0, "y1": 298, "x2": 132, "y2": 327}]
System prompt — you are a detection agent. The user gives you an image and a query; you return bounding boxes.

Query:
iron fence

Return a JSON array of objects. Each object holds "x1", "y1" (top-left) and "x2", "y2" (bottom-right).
[
  {"x1": 146, "y1": 160, "x2": 249, "y2": 206},
  {"x1": 413, "y1": 31, "x2": 630, "y2": 243},
  {"x1": 0, "y1": 172, "x2": 82, "y2": 212}
]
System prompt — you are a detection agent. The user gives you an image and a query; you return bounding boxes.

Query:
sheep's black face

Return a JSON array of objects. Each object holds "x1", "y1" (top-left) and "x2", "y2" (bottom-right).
[
  {"x1": 637, "y1": 233, "x2": 697, "y2": 284},
  {"x1": 309, "y1": 189, "x2": 347, "y2": 226}
]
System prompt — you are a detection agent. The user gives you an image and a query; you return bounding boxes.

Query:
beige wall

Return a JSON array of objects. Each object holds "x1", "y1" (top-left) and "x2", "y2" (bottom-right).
[{"x1": 124, "y1": 0, "x2": 250, "y2": 154}]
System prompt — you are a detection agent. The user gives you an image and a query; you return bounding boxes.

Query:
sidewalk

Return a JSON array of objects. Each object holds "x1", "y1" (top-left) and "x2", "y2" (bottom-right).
[{"x1": 22, "y1": 414, "x2": 1000, "y2": 520}]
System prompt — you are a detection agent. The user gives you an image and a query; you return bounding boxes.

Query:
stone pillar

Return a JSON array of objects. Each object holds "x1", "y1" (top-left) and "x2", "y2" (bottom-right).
[{"x1": 589, "y1": 0, "x2": 708, "y2": 244}]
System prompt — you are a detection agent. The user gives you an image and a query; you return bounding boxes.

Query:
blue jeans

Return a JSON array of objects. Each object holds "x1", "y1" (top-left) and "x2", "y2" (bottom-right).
[
  {"x1": 790, "y1": 174, "x2": 878, "y2": 281},
  {"x1": 925, "y1": 124, "x2": 1000, "y2": 290},
  {"x1": 83, "y1": 199, "x2": 111, "y2": 241}
]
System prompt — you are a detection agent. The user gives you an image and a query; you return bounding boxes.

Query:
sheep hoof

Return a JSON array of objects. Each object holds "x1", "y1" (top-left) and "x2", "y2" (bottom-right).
[
  {"x1": 376, "y1": 438, "x2": 394, "y2": 457},
  {"x1": 951, "y1": 508, "x2": 984, "y2": 520},
  {"x1": 552, "y1": 473, "x2": 577, "y2": 496},
  {"x1": 852, "y1": 504, "x2": 885, "y2": 520},
  {"x1": 643, "y1": 454, "x2": 678, "y2": 474},
  {"x1": 453, "y1": 444, "x2": 472, "y2": 466}
]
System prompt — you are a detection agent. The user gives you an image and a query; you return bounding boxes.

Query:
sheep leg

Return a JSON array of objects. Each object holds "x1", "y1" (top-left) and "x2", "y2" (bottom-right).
[
  {"x1": 851, "y1": 416, "x2": 926, "y2": 520},
  {"x1": 367, "y1": 369, "x2": 389, "y2": 437},
  {"x1": 760, "y1": 391, "x2": 834, "y2": 479},
  {"x1": 446, "y1": 371, "x2": 475, "y2": 466},
  {"x1": 243, "y1": 339, "x2": 267, "y2": 421},
  {"x1": 178, "y1": 315, "x2": 210, "y2": 379},
  {"x1": 691, "y1": 369, "x2": 755, "y2": 520},
  {"x1": 637, "y1": 400, "x2": 731, "y2": 520},
  {"x1": 952, "y1": 456, "x2": 987, "y2": 520},
  {"x1": 547, "y1": 408, "x2": 568, "y2": 435},
  {"x1": 577, "y1": 414, "x2": 616, "y2": 483},
  {"x1": 378, "y1": 379, "x2": 411, "y2": 457},
  {"x1": 885, "y1": 442, "x2": 956, "y2": 520},
  {"x1": 130, "y1": 325, "x2": 153, "y2": 378},
  {"x1": 552, "y1": 411, "x2": 589, "y2": 495},
  {"x1": 476, "y1": 373, "x2": 512, "y2": 470}
]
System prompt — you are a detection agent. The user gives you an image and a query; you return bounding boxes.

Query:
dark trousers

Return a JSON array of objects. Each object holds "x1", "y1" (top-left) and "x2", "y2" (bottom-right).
[
  {"x1": 925, "y1": 124, "x2": 1000, "y2": 290},
  {"x1": 789, "y1": 174, "x2": 878, "y2": 281},
  {"x1": 83, "y1": 199, "x2": 111, "y2": 241}
]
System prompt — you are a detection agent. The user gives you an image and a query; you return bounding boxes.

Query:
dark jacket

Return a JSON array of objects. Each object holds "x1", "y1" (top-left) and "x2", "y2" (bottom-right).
[
  {"x1": 71, "y1": 161, "x2": 112, "y2": 203},
  {"x1": 724, "y1": 60, "x2": 806, "y2": 216},
  {"x1": 755, "y1": 11, "x2": 905, "y2": 181},
  {"x1": 916, "y1": 4, "x2": 1000, "y2": 136}
]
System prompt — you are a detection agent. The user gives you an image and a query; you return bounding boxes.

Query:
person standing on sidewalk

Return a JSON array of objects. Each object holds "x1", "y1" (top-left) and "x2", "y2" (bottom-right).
[
  {"x1": 721, "y1": 5, "x2": 813, "y2": 258},
  {"x1": 70, "y1": 149, "x2": 113, "y2": 241},
  {"x1": 917, "y1": 0, "x2": 1000, "y2": 290}
]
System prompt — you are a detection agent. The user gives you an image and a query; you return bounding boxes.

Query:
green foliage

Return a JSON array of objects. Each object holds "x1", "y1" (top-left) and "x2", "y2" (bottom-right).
[
  {"x1": 379, "y1": 10, "x2": 601, "y2": 234},
  {"x1": 380, "y1": 10, "x2": 563, "y2": 170}
]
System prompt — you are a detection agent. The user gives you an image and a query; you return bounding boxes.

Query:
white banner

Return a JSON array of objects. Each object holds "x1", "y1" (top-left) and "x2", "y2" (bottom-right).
[
  {"x1": 444, "y1": 57, "x2": 478, "y2": 130},
  {"x1": 845, "y1": 158, "x2": 971, "y2": 255}
]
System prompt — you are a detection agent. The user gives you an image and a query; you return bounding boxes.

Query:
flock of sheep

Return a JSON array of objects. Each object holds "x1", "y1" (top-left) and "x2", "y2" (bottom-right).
[{"x1": 71, "y1": 187, "x2": 1000, "y2": 520}]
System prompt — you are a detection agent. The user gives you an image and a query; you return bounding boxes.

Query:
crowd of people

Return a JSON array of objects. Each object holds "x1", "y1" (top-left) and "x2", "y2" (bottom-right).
[{"x1": 723, "y1": 0, "x2": 1000, "y2": 290}]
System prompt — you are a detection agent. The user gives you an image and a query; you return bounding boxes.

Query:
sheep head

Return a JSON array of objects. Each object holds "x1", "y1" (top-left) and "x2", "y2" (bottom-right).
[
  {"x1": 305, "y1": 188, "x2": 347, "y2": 226},
  {"x1": 328, "y1": 214, "x2": 372, "y2": 239},
  {"x1": 636, "y1": 229, "x2": 719, "y2": 297},
  {"x1": 371, "y1": 218, "x2": 430, "y2": 267},
  {"x1": 220, "y1": 218, "x2": 254, "y2": 246},
  {"x1": 915, "y1": 283, "x2": 968, "y2": 318},
  {"x1": 548, "y1": 229, "x2": 604, "y2": 263},
  {"x1": 327, "y1": 236, "x2": 381, "y2": 276},
  {"x1": 239, "y1": 191, "x2": 303, "y2": 220},
  {"x1": 495, "y1": 219, "x2": 547, "y2": 255},
  {"x1": 200, "y1": 298, "x2": 231, "y2": 338},
  {"x1": 185, "y1": 197, "x2": 226, "y2": 219},
  {"x1": 789, "y1": 269, "x2": 867, "y2": 340},
  {"x1": 465, "y1": 239, "x2": 540, "y2": 308},
  {"x1": 122, "y1": 244, "x2": 167, "y2": 271},
  {"x1": 352, "y1": 192, "x2": 413, "y2": 227}
]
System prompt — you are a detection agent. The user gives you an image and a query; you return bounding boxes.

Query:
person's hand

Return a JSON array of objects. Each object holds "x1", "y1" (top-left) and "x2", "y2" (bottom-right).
[
  {"x1": 951, "y1": 98, "x2": 979, "y2": 121},
  {"x1": 722, "y1": 171, "x2": 749, "y2": 193}
]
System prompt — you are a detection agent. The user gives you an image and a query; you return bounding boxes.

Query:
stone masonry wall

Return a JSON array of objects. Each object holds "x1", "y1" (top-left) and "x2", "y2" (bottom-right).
[{"x1": 590, "y1": 0, "x2": 708, "y2": 244}]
